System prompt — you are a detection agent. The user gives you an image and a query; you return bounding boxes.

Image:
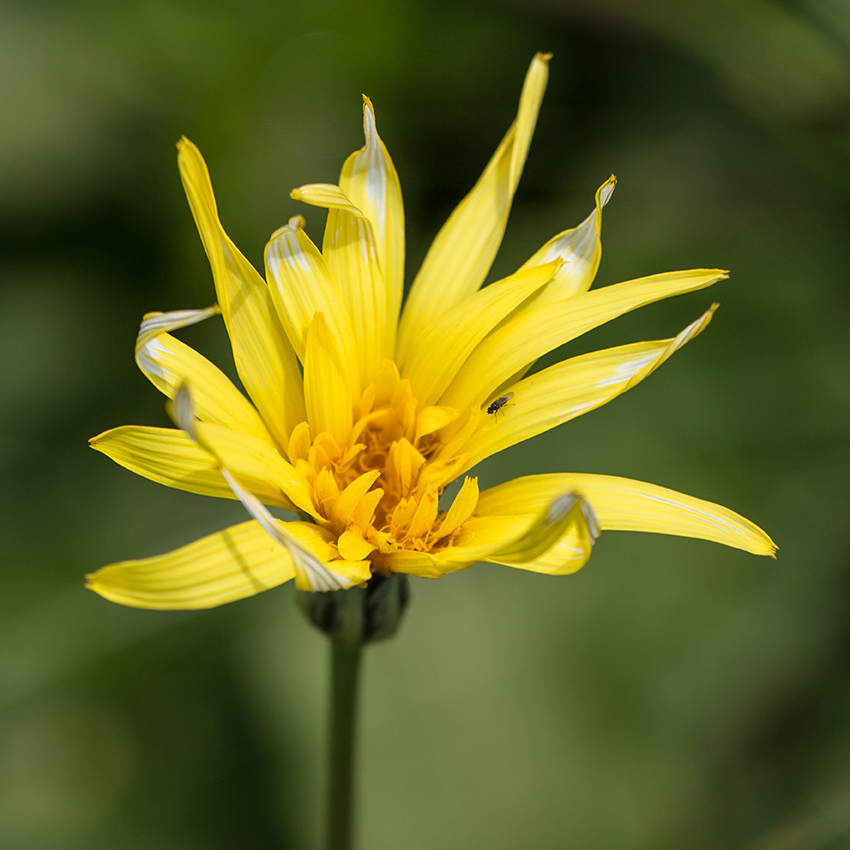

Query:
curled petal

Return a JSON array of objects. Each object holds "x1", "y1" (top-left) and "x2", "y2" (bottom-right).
[
  {"x1": 339, "y1": 96, "x2": 405, "y2": 331},
  {"x1": 477, "y1": 473, "x2": 776, "y2": 556},
  {"x1": 486, "y1": 492, "x2": 599, "y2": 565},
  {"x1": 135, "y1": 308, "x2": 269, "y2": 442},
  {"x1": 518, "y1": 175, "x2": 616, "y2": 304},
  {"x1": 453, "y1": 492, "x2": 598, "y2": 574},
  {"x1": 135, "y1": 305, "x2": 220, "y2": 346},
  {"x1": 386, "y1": 490, "x2": 594, "y2": 578},
  {"x1": 264, "y1": 215, "x2": 356, "y2": 385}
]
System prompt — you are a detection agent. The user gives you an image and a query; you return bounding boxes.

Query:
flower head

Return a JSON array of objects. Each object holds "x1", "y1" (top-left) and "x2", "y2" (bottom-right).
[{"x1": 89, "y1": 54, "x2": 775, "y2": 609}]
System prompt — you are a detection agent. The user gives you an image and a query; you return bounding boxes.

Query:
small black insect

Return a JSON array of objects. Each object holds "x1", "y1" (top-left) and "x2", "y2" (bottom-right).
[{"x1": 486, "y1": 392, "x2": 514, "y2": 416}]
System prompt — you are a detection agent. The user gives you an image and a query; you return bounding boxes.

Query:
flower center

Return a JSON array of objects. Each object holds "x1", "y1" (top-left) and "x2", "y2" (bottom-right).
[{"x1": 287, "y1": 360, "x2": 477, "y2": 565}]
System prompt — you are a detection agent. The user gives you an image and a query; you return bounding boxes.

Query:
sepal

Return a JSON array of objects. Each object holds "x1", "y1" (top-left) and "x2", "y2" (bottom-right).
[{"x1": 297, "y1": 573, "x2": 410, "y2": 646}]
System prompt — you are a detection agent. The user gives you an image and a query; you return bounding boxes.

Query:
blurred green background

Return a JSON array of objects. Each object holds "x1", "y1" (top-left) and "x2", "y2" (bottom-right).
[{"x1": 2, "y1": 0, "x2": 849, "y2": 848}]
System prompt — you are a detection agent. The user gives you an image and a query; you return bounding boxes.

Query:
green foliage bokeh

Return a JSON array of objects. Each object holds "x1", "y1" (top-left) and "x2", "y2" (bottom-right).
[{"x1": 1, "y1": 1, "x2": 849, "y2": 848}]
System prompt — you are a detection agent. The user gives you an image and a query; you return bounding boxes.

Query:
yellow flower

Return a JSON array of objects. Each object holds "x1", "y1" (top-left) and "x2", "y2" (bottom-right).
[{"x1": 88, "y1": 54, "x2": 775, "y2": 609}]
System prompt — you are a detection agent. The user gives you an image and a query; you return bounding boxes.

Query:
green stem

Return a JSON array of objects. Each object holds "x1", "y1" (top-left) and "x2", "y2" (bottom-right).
[
  {"x1": 327, "y1": 618, "x2": 363, "y2": 850},
  {"x1": 305, "y1": 576, "x2": 407, "y2": 849}
]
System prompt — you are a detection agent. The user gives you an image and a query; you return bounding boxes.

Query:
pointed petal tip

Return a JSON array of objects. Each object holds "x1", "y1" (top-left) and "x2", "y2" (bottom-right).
[
  {"x1": 88, "y1": 427, "x2": 130, "y2": 450},
  {"x1": 362, "y1": 96, "x2": 377, "y2": 132},
  {"x1": 687, "y1": 268, "x2": 729, "y2": 283},
  {"x1": 598, "y1": 176, "x2": 617, "y2": 206},
  {"x1": 534, "y1": 51, "x2": 553, "y2": 63},
  {"x1": 751, "y1": 538, "x2": 778, "y2": 558},
  {"x1": 290, "y1": 183, "x2": 347, "y2": 203},
  {"x1": 756, "y1": 528, "x2": 778, "y2": 558},
  {"x1": 85, "y1": 572, "x2": 111, "y2": 598},
  {"x1": 268, "y1": 215, "x2": 306, "y2": 241},
  {"x1": 176, "y1": 136, "x2": 202, "y2": 162},
  {"x1": 289, "y1": 185, "x2": 317, "y2": 202}
]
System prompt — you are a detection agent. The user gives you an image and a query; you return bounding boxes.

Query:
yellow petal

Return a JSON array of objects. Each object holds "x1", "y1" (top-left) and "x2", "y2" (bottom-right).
[
  {"x1": 177, "y1": 138, "x2": 305, "y2": 447},
  {"x1": 458, "y1": 306, "x2": 717, "y2": 471},
  {"x1": 396, "y1": 53, "x2": 551, "y2": 364},
  {"x1": 331, "y1": 469, "x2": 382, "y2": 529},
  {"x1": 493, "y1": 519, "x2": 598, "y2": 575},
  {"x1": 386, "y1": 488, "x2": 591, "y2": 578},
  {"x1": 407, "y1": 486, "x2": 440, "y2": 540},
  {"x1": 339, "y1": 96, "x2": 405, "y2": 332},
  {"x1": 390, "y1": 496, "x2": 419, "y2": 533},
  {"x1": 188, "y1": 439, "x2": 367, "y2": 594},
  {"x1": 441, "y1": 268, "x2": 727, "y2": 411},
  {"x1": 433, "y1": 405, "x2": 481, "y2": 461},
  {"x1": 383, "y1": 548, "x2": 474, "y2": 579},
  {"x1": 290, "y1": 183, "x2": 361, "y2": 212},
  {"x1": 372, "y1": 358, "x2": 401, "y2": 407},
  {"x1": 477, "y1": 473, "x2": 776, "y2": 556},
  {"x1": 518, "y1": 175, "x2": 616, "y2": 304},
  {"x1": 485, "y1": 492, "x2": 598, "y2": 567},
  {"x1": 87, "y1": 520, "x2": 339, "y2": 610},
  {"x1": 90, "y1": 425, "x2": 294, "y2": 508},
  {"x1": 303, "y1": 312, "x2": 353, "y2": 447},
  {"x1": 414, "y1": 405, "x2": 461, "y2": 445},
  {"x1": 292, "y1": 183, "x2": 390, "y2": 387},
  {"x1": 264, "y1": 215, "x2": 355, "y2": 380},
  {"x1": 434, "y1": 476, "x2": 479, "y2": 540},
  {"x1": 337, "y1": 528, "x2": 377, "y2": 561},
  {"x1": 416, "y1": 453, "x2": 470, "y2": 495},
  {"x1": 447, "y1": 514, "x2": 529, "y2": 551},
  {"x1": 192, "y1": 421, "x2": 318, "y2": 519},
  {"x1": 351, "y1": 487, "x2": 384, "y2": 530},
  {"x1": 387, "y1": 438, "x2": 426, "y2": 495},
  {"x1": 135, "y1": 313, "x2": 269, "y2": 442},
  {"x1": 325, "y1": 560, "x2": 374, "y2": 587},
  {"x1": 315, "y1": 465, "x2": 341, "y2": 504},
  {"x1": 401, "y1": 260, "x2": 561, "y2": 405},
  {"x1": 287, "y1": 421, "x2": 312, "y2": 465}
]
